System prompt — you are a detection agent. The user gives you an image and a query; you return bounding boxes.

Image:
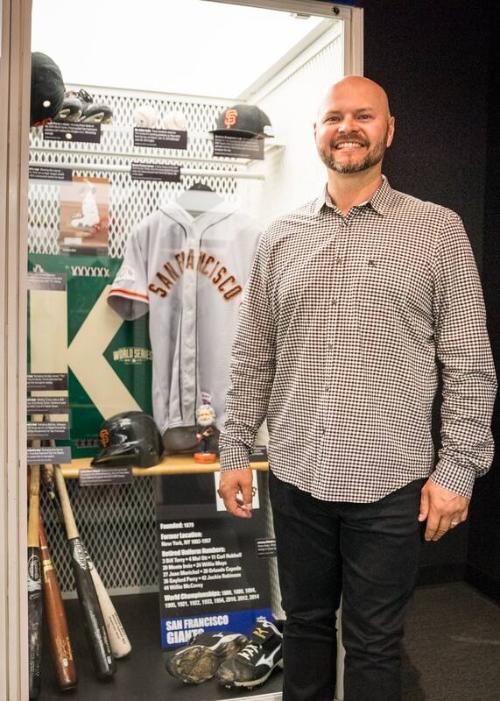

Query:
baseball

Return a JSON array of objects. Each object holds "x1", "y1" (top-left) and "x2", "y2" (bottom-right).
[
  {"x1": 133, "y1": 104, "x2": 159, "y2": 128},
  {"x1": 162, "y1": 111, "x2": 188, "y2": 131}
]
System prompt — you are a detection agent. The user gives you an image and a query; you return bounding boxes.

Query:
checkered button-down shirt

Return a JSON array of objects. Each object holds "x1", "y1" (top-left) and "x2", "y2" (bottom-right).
[{"x1": 219, "y1": 177, "x2": 497, "y2": 502}]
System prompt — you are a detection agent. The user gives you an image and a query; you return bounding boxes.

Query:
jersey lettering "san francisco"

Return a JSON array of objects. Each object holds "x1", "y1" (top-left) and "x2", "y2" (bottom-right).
[{"x1": 148, "y1": 248, "x2": 242, "y2": 301}]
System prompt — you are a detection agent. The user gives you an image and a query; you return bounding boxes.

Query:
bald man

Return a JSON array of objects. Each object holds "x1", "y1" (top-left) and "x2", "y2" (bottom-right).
[{"x1": 218, "y1": 76, "x2": 496, "y2": 700}]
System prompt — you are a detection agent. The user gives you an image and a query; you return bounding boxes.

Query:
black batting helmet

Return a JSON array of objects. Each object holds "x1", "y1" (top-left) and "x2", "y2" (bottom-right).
[{"x1": 91, "y1": 411, "x2": 164, "y2": 468}]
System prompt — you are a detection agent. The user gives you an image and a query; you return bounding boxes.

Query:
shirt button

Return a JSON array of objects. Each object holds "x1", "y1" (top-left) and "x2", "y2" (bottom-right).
[
  {"x1": 324, "y1": 385, "x2": 330, "y2": 393},
  {"x1": 327, "y1": 342, "x2": 334, "y2": 349},
  {"x1": 332, "y1": 299, "x2": 337, "y2": 306}
]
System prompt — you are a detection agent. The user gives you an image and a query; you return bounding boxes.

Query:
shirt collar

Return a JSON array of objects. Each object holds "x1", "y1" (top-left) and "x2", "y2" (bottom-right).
[{"x1": 312, "y1": 175, "x2": 394, "y2": 216}]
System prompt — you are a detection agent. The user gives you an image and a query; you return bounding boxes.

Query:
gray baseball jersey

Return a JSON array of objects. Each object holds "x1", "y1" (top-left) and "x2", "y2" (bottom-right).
[{"x1": 108, "y1": 201, "x2": 261, "y2": 434}]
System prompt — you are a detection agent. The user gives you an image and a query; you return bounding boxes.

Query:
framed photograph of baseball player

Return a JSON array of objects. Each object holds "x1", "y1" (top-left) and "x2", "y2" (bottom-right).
[{"x1": 58, "y1": 175, "x2": 110, "y2": 256}]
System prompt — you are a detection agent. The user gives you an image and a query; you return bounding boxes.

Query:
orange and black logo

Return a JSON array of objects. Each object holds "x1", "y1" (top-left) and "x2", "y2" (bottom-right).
[
  {"x1": 224, "y1": 108, "x2": 238, "y2": 129},
  {"x1": 99, "y1": 428, "x2": 110, "y2": 448}
]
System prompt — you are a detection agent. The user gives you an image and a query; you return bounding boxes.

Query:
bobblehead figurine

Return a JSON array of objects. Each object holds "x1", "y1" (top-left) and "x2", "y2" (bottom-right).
[{"x1": 194, "y1": 404, "x2": 217, "y2": 463}]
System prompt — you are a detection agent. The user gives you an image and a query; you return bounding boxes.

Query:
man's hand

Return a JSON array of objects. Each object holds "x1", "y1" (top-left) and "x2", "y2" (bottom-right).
[
  {"x1": 418, "y1": 479, "x2": 469, "y2": 541},
  {"x1": 218, "y1": 468, "x2": 254, "y2": 519}
]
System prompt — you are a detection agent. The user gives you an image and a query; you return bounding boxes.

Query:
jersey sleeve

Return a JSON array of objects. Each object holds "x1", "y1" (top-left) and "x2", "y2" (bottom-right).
[{"x1": 108, "y1": 227, "x2": 149, "y2": 320}]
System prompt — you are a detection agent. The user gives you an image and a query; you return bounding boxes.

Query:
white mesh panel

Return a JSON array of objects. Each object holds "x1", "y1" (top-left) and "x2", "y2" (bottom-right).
[
  {"x1": 41, "y1": 479, "x2": 158, "y2": 597},
  {"x1": 29, "y1": 90, "x2": 241, "y2": 258}
]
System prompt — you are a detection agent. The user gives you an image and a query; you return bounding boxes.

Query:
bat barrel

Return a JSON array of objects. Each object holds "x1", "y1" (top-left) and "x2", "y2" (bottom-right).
[
  {"x1": 69, "y1": 537, "x2": 116, "y2": 679},
  {"x1": 28, "y1": 466, "x2": 43, "y2": 698},
  {"x1": 86, "y1": 553, "x2": 132, "y2": 658},
  {"x1": 39, "y1": 518, "x2": 77, "y2": 690},
  {"x1": 28, "y1": 545, "x2": 43, "y2": 699},
  {"x1": 54, "y1": 464, "x2": 115, "y2": 679}
]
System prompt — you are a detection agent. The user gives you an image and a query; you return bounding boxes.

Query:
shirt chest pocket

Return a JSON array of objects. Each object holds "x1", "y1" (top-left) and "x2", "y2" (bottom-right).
[{"x1": 355, "y1": 254, "x2": 413, "y2": 310}]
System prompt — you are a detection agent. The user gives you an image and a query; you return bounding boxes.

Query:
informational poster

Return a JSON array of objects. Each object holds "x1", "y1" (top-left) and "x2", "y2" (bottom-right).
[
  {"x1": 213, "y1": 133, "x2": 264, "y2": 160},
  {"x1": 131, "y1": 162, "x2": 181, "y2": 182},
  {"x1": 26, "y1": 421, "x2": 69, "y2": 440},
  {"x1": 27, "y1": 446, "x2": 72, "y2": 465},
  {"x1": 59, "y1": 176, "x2": 110, "y2": 256},
  {"x1": 29, "y1": 166, "x2": 73, "y2": 182},
  {"x1": 133, "y1": 127, "x2": 187, "y2": 150},
  {"x1": 27, "y1": 373, "x2": 68, "y2": 391},
  {"x1": 79, "y1": 466, "x2": 133, "y2": 487},
  {"x1": 28, "y1": 254, "x2": 153, "y2": 458},
  {"x1": 157, "y1": 471, "x2": 273, "y2": 648},
  {"x1": 43, "y1": 122, "x2": 101, "y2": 144}
]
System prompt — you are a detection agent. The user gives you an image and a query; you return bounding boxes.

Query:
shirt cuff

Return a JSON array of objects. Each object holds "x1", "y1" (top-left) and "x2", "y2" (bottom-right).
[
  {"x1": 430, "y1": 458, "x2": 477, "y2": 499},
  {"x1": 219, "y1": 444, "x2": 251, "y2": 472}
]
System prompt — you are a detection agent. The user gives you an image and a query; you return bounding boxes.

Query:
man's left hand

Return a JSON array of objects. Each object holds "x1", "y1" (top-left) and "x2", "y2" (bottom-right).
[{"x1": 418, "y1": 479, "x2": 469, "y2": 542}]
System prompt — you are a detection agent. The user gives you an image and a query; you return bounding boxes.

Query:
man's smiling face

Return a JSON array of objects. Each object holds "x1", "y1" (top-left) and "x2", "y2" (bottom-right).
[{"x1": 314, "y1": 76, "x2": 395, "y2": 175}]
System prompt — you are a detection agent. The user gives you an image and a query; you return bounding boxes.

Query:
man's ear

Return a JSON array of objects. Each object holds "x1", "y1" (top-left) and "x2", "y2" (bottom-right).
[{"x1": 386, "y1": 116, "x2": 395, "y2": 147}]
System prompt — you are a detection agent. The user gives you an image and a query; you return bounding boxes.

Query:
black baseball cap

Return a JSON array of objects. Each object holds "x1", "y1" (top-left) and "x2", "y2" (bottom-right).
[
  {"x1": 211, "y1": 103, "x2": 274, "y2": 138},
  {"x1": 30, "y1": 52, "x2": 65, "y2": 126}
]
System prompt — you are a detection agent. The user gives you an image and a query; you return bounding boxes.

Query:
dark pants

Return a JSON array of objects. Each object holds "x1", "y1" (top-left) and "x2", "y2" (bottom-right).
[{"x1": 269, "y1": 471, "x2": 425, "y2": 701}]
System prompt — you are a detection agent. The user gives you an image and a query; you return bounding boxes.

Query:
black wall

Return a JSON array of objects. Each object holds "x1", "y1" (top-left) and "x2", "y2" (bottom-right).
[
  {"x1": 465, "y1": 1, "x2": 500, "y2": 602},
  {"x1": 364, "y1": 0, "x2": 491, "y2": 263},
  {"x1": 361, "y1": 0, "x2": 499, "y2": 592}
]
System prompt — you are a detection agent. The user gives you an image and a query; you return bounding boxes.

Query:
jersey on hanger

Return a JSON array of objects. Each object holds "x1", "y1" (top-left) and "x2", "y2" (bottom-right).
[{"x1": 107, "y1": 201, "x2": 261, "y2": 435}]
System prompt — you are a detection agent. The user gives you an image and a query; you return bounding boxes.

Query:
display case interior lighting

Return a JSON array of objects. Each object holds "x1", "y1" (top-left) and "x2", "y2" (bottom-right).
[{"x1": 31, "y1": 0, "x2": 339, "y2": 97}]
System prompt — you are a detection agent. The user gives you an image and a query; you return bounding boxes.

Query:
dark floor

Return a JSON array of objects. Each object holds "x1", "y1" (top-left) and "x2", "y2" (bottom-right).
[
  {"x1": 401, "y1": 582, "x2": 500, "y2": 701},
  {"x1": 39, "y1": 582, "x2": 500, "y2": 700}
]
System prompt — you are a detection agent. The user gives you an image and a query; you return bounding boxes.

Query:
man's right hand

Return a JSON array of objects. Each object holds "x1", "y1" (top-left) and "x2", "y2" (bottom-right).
[{"x1": 218, "y1": 467, "x2": 253, "y2": 518}]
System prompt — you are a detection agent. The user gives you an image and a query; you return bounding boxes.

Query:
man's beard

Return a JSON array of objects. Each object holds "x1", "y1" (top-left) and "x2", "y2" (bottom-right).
[{"x1": 319, "y1": 130, "x2": 388, "y2": 174}]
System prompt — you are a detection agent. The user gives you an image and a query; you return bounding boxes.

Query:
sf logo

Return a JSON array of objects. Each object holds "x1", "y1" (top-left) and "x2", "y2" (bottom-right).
[
  {"x1": 224, "y1": 109, "x2": 238, "y2": 128},
  {"x1": 99, "y1": 428, "x2": 110, "y2": 447}
]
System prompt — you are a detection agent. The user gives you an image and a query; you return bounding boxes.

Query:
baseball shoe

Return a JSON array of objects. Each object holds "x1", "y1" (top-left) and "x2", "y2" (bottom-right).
[
  {"x1": 216, "y1": 618, "x2": 283, "y2": 689},
  {"x1": 165, "y1": 631, "x2": 248, "y2": 684},
  {"x1": 75, "y1": 89, "x2": 113, "y2": 124},
  {"x1": 54, "y1": 93, "x2": 82, "y2": 122},
  {"x1": 56, "y1": 89, "x2": 113, "y2": 124}
]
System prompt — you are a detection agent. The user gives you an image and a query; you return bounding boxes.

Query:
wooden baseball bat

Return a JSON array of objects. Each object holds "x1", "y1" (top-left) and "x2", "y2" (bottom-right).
[
  {"x1": 39, "y1": 517, "x2": 77, "y2": 689},
  {"x1": 28, "y1": 465, "x2": 43, "y2": 699},
  {"x1": 85, "y1": 550, "x2": 132, "y2": 658},
  {"x1": 43, "y1": 464, "x2": 131, "y2": 658},
  {"x1": 53, "y1": 464, "x2": 116, "y2": 680}
]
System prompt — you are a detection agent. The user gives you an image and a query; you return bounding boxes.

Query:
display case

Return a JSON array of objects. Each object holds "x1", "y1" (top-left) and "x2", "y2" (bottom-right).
[{"x1": 1, "y1": 2, "x2": 363, "y2": 699}]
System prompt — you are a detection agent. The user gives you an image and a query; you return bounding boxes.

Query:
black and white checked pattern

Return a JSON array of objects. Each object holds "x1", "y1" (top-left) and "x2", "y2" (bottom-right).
[{"x1": 219, "y1": 178, "x2": 497, "y2": 502}]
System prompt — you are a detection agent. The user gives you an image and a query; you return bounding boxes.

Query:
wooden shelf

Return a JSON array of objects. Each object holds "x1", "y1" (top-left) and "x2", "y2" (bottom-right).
[{"x1": 60, "y1": 455, "x2": 269, "y2": 479}]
